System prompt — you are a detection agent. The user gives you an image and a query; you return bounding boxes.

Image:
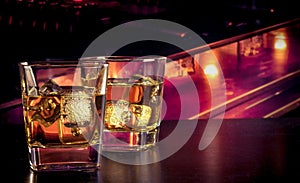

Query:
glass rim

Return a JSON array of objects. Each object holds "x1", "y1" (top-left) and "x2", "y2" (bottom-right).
[
  {"x1": 19, "y1": 59, "x2": 108, "y2": 67},
  {"x1": 79, "y1": 55, "x2": 167, "y2": 62}
]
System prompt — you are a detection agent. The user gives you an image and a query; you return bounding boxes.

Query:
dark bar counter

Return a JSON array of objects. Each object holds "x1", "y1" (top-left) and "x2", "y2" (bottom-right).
[{"x1": 1, "y1": 105, "x2": 300, "y2": 182}]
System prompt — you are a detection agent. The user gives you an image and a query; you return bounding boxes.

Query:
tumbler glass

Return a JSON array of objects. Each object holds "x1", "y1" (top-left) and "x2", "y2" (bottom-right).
[
  {"x1": 18, "y1": 59, "x2": 108, "y2": 172},
  {"x1": 100, "y1": 56, "x2": 166, "y2": 152}
]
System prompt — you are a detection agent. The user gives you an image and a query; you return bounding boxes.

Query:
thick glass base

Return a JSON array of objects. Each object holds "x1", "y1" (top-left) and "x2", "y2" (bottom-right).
[
  {"x1": 29, "y1": 145, "x2": 101, "y2": 172},
  {"x1": 101, "y1": 128, "x2": 159, "y2": 152}
]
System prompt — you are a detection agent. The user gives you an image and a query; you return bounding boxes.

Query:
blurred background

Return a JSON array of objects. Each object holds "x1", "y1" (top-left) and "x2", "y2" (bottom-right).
[{"x1": 1, "y1": 0, "x2": 299, "y2": 108}]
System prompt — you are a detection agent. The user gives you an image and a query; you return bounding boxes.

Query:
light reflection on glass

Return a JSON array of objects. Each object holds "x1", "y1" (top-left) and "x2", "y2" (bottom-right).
[{"x1": 27, "y1": 169, "x2": 101, "y2": 183}]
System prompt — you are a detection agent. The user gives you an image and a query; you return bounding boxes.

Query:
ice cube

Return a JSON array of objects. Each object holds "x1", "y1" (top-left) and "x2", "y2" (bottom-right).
[
  {"x1": 131, "y1": 74, "x2": 157, "y2": 85},
  {"x1": 62, "y1": 91, "x2": 92, "y2": 127},
  {"x1": 39, "y1": 79, "x2": 62, "y2": 95},
  {"x1": 104, "y1": 99, "x2": 153, "y2": 130},
  {"x1": 104, "y1": 100, "x2": 132, "y2": 129},
  {"x1": 130, "y1": 104, "x2": 152, "y2": 127},
  {"x1": 31, "y1": 96, "x2": 60, "y2": 127},
  {"x1": 150, "y1": 85, "x2": 160, "y2": 103}
]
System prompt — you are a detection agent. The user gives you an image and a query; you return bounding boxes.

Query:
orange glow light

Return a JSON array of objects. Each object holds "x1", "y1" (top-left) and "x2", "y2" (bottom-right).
[
  {"x1": 204, "y1": 64, "x2": 219, "y2": 77},
  {"x1": 274, "y1": 37, "x2": 287, "y2": 50}
]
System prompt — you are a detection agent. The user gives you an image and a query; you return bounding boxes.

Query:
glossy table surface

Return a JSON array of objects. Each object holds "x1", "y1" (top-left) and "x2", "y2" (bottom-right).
[{"x1": 1, "y1": 105, "x2": 300, "y2": 183}]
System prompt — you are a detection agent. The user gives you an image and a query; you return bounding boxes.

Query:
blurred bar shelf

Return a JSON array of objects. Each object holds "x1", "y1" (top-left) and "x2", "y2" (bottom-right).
[
  {"x1": 166, "y1": 18, "x2": 300, "y2": 119},
  {"x1": 1, "y1": 16, "x2": 300, "y2": 119}
]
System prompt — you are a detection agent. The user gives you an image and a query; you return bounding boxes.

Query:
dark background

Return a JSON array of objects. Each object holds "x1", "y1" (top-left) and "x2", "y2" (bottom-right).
[{"x1": 0, "y1": 0, "x2": 299, "y2": 104}]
